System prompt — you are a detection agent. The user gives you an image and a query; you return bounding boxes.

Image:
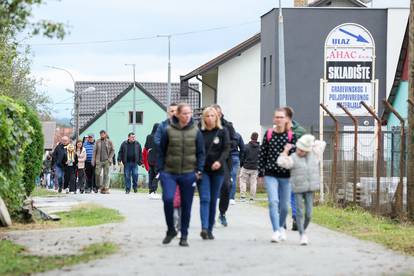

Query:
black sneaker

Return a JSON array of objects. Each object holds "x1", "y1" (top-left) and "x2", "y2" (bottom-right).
[
  {"x1": 58, "y1": 187, "x2": 62, "y2": 193},
  {"x1": 162, "y1": 230, "x2": 177, "y2": 244},
  {"x1": 200, "y1": 229, "x2": 208, "y2": 240},
  {"x1": 179, "y1": 238, "x2": 189, "y2": 247},
  {"x1": 219, "y1": 214, "x2": 228, "y2": 227},
  {"x1": 133, "y1": 187, "x2": 138, "y2": 193},
  {"x1": 292, "y1": 219, "x2": 298, "y2": 231},
  {"x1": 93, "y1": 188, "x2": 98, "y2": 193},
  {"x1": 126, "y1": 189, "x2": 130, "y2": 194},
  {"x1": 207, "y1": 232, "x2": 215, "y2": 240}
]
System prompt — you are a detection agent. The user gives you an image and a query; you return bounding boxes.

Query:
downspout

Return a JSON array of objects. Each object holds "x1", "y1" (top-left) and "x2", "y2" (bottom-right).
[
  {"x1": 188, "y1": 86, "x2": 201, "y2": 109},
  {"x1": 196, "y1": 75, "x2": 218, "y2": 104}
]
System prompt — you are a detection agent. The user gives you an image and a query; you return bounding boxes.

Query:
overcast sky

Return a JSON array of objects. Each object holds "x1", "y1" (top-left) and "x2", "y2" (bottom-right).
[
  {"x1": 26, "y1": 0, "x2": 295, "y2": 118},
  {"x1": 26, "y1": 0, "x2": 408, "y2": 118}
]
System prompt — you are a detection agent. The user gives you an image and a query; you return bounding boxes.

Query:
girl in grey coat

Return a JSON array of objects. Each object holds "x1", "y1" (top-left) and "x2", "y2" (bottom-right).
[{"x1": 277, "y1": 134, "x2": 326, "y2": 245}]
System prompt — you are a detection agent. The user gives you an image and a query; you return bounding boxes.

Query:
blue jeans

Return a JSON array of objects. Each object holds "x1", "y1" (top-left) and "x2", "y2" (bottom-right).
[
  {"x1": 198, "y1": 173, "x2": 224, "y2": 232},
  {"x1": 54, "y1": 165, "x2": 64, "y2": 189},
  {"x1": 124, "y1": 162, "x2": 138, "y2": 191},
  {"x1": 294, "y1": 192, "x2": 313, "y2": 235},
  {"x1": 291, "y1": 192, "x2": 296, "y2": 219},
  {"x1": 264, "y1": 176, "x2": 290, "y2": 232},
  {"x1": 160, "y1": 171, "x2": 197, "y2": 238},
  {"x1": 230, "y1": 156, "x2": 240, "y2": 200}
]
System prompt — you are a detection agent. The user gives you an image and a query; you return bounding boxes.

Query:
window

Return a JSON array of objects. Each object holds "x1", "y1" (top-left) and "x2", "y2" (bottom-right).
[
  {"x1": 269, "y1": 55, "x2": 272, "y2": 84},
  {"x1": 129, "y1": 111, "x2": 143, "y2": 124},
  {"x1": 262, "y1": 57, "x2": 267, "y2": 85}
]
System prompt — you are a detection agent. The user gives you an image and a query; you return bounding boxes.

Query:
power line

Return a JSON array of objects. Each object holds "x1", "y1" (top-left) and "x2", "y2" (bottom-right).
[{"x1": 27, "y1": 19, "x2": 260, "y2": 47}]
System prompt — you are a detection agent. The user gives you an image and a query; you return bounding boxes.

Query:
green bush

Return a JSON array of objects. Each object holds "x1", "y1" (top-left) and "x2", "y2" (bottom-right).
[
  {"x1": 20, "y1": 102, "x2": 44, "y2": 196},
  {"x1": 0, "y1": 96, "x2": 33, "y2": 216}
]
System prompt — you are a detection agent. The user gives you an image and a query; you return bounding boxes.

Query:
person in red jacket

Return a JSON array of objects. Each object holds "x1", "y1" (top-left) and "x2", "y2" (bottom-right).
[{"x1": 143, "y1": 123, "x2": 161, "y2": 199}]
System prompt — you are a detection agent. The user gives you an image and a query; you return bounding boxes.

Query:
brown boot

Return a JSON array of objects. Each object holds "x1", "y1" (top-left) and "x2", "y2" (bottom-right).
[{"x1": 100, "y1": 187, "x2": 110, "y2": 194}]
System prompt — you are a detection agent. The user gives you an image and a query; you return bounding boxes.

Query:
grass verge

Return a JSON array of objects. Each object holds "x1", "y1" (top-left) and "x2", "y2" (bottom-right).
[
  {"x1": 1, "y1": 203, "x2": 125, "y2": 232},
  {"x1": 31, "y1": 186, "x2": 63, "y2": 197},
  {"x1": 0, "y1": 240, "x2": 118, "y2": 276},
  {"x1": 312, "y1": 205, "x2": 414, "y2": 256}
]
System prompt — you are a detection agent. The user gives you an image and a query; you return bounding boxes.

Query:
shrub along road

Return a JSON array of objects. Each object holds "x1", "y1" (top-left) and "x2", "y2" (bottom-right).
[{"x1": 4, "y1": 190, "x2": 414, "y2": 276}]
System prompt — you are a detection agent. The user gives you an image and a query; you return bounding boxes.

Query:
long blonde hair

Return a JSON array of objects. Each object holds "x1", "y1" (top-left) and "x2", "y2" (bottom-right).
[{"x1": 201, "y1": 106, "x2": 222, "y2": 130}]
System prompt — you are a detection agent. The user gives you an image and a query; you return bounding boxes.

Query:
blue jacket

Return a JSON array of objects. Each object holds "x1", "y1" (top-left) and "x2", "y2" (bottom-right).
[
  {"x1": 157, "y1": 116, "x2": 205, "y2": 173},
  {"x1": 230, "y1": 132, "x2": 245, "y2": 159},
  {"x1": 154, "y1": 119, "x2": 169, "y2": 149}
]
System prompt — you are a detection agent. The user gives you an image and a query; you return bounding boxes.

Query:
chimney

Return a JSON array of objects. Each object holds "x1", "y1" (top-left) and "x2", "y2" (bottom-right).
[{"x1": 294, "y1": 0, "x2": 308, "y2": 7}]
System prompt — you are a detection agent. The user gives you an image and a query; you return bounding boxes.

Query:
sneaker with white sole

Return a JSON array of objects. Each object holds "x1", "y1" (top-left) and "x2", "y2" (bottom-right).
[
  {"x1": 271, "y1": 231, "x2": 281, "y2": 243},
  {"x1": 152, "y1": 193, "x2": 161, "y2": 200},
  {"x1": 300, "y1": 234, "x2": 308, "y2": 245},
  {"x1": 229, "y1": 199, "x2": 236, "y2": 205},
  {"x1": 279, "y1": 228, "x2": 287, "y2": 241}
]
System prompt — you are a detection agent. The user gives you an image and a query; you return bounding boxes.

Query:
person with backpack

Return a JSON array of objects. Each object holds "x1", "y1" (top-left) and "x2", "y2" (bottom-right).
[
  {"x1": 143, "y1": 123, "x2": 161, "y2": 199},
  {"x1": 239, "y1": 132, "x2": 260, "y2": 202},
  {"x1": 258, "y1": 108, "x2": 296, "y2": 243},
  {"x1": 284, "y1": 106, "x2": 307, "y2": 231},
  {"x1": 211, "y1": 104, "x2": 236, "y2": 227},
  {"x1": 198, "y1": 107, "x2": 230, "y2": 240},
  {"x1": 277, "y1": 134, "x2": 326, "y2": 245}
]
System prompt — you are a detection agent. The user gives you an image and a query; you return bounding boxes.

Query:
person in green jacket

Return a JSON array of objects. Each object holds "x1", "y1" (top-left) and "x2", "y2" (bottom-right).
[{"x1": 284, "y1": 106, "x2": 307, "y2": 231}]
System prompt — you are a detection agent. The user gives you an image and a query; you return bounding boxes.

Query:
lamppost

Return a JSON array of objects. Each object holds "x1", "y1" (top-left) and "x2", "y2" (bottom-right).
[
  {"x1": 157, "y1": 35, "x2": 172, "y2": 108},
  {"x1": 47, "y1": 65, "x2": 96, "y2": 139},
  {"x1": 125, "y1": 63, "x2": 136, "y2": 133},
  {"x1": 277, "y1": 0, "x2": 287, "y2": 107}
]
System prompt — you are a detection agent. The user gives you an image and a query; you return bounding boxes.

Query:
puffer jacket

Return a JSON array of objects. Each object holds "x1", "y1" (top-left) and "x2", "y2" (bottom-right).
[{"x1": 277, "y1": 140, "x2": 326, "y2": 193}]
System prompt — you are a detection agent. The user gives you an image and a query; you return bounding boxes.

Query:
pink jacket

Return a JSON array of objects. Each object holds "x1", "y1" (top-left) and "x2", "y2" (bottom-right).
[{"x1": 173, "y1": 186, "x2": 181, "y2": 208}]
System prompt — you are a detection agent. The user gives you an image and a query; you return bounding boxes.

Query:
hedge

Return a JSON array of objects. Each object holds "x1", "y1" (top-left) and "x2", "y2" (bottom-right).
[
  {"x1": 20, "y1": 102, "x2": 44, "y2": 196},
  {"x1": 0, "y1": 96, "x2": 34, "y2": 217}
]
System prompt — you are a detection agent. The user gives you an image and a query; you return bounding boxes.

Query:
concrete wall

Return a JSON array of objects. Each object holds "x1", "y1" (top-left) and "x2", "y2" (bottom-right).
[
  {"x1": 201, "y1": 70, "x2": 218, "y2": 107},
  {"x1": 216, "y1": 43, "x2": 261, "y2": 141},
  {"x1": 261, "y1": 8, "x2": 388, "y2": 130}
]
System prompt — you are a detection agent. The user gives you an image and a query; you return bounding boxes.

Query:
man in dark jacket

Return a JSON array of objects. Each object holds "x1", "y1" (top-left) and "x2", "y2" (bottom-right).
[
  {"x1": 51, "y1": 136, "x2": 69, "y2": 193},
  {"x1": 118, "y1": 132, "x2": 143, "y2": 194},
  {"x1": 239, "y1": 132, "x2": 260, "y2": 201},
  {"x1": 143, "y1": 123, "x2": 160, "y2": 198},
  {"x1": 212, "y1": 104, "x2": 236, "y2": 227}
]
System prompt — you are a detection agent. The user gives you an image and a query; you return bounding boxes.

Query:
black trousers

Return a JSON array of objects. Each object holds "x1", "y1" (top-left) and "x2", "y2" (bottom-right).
[
  {"x1": 219, "y1": 159, "x2": 232, "y2": 215},
  {"x1": 85, "y1": 161, "x2": 96, "y2": 190},
  {"x1": 64, "y1": 166, "x2": 76, "y2": 191},
  {"x1": 148, "y1": 165, "x2": 158, "y2": 193},
  {"x1": 77, "y1": 168, "x2": 86, "y2": 191}
]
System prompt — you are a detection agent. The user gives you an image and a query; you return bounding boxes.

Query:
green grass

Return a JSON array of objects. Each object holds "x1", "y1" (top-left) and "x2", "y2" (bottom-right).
[
  {"x1": 31, "y1": 186, "x2": 63, "y2": 197},
  {"x1": 55, "y1": 203, "x2": 125, "y2": 227},
  {"x1": 0, "y1": 240, "x2": 118, "y2": 276},
  {"x1": 312, "y1": 205, "x2": 414, "y2": 255}
]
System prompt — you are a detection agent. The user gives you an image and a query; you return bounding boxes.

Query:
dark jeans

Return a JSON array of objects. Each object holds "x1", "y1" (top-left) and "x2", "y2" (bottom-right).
[
  {"x1": 148, "y1": 165, "x2": 158, "y2": 193},
  {"x1": 198, "y1": 173, "x2": 224, "y2": 232},
  {"x1": 85, "y1": 161, "x2": 96, "y2": 191},
  {"x1": 77, "y1": 168, "x2": 85, "y2": 191},
  {"x1": 230, "y1": 156, "x2": 240, "y2": 200},
  {"x1": 124, "y1": 162, "x2": 138, "y2": 191},
  {"x1": 160, "y1": 171, "x2": 197, "y2": 238},
  {"x1": 219, "y1": 162, "x2": 231, "y2": 215},
  {"x1": 64, "y1": 166, "x2": 76, "y2": 192}
]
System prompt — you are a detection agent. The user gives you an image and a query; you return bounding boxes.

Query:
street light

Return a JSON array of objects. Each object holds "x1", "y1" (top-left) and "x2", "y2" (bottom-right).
[
  {"x1": 157, "y1": 35, "x2": 172, "y2": 108},
  {"x1": 277, "y1": 0, "x2": 287, "y2": 107},
  {"x1": 125, "y1": 63, "x2": 136, "y2": 133}
]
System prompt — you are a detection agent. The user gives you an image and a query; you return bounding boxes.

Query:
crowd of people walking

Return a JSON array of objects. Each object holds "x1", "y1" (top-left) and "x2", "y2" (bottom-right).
[{"x1": 43, "y1": 102, "x2": 325, "y2": 247}]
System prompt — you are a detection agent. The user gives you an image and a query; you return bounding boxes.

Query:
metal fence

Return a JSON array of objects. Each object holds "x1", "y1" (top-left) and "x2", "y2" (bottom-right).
[{"x1": 314, "y1": 126, "x2": 407, "y2": 217}]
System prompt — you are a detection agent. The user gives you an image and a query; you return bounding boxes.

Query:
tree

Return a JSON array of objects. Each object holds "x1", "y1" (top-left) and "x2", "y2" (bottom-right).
[{"x1": 0, "y1": 0, "x2": 67, "y2": 39}]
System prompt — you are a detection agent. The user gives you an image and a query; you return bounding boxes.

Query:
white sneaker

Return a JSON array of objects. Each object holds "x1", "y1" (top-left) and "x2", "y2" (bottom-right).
[
  {"x1": 230, "y1": 199, "x2": 236, "y2": 205},
  {"x1": 148, "y1": 192, "x2": 154, "y2": 199},
  {"x1": 279, "y1": 228, "x2": 287, "y2": 241},
  {"x1": 152, "y1": 193, "x2": 161, "y2": 200},
  {"x1": 65, "y1": 188, "x2": 69, "y2": 194},
  {"x1": 300, "y1": 234, "x2": 308, "y2": 246},
  {"x1": 271, "y1": 231, "x2": 281, "y2": 243}
]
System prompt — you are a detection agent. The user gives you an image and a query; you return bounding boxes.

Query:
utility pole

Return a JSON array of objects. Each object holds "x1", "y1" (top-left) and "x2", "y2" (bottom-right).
[
  {"x1": 408, "y1": 0, "x2": 414, "y2": 220},
  {"x1": 278, "y1": 0, "x2": 287, "y2": 107},
  {"x1": 158, "y1": 35, "x2": 172, "y2": 107},
  {"x1": 125, "y1": 64, "x2": 137, "y2": 133}
]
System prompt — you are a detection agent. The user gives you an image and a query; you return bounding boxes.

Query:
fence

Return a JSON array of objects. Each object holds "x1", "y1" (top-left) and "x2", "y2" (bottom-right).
[{"x1": 317, "y1": 101, "x2": 409, "y2": 218}]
